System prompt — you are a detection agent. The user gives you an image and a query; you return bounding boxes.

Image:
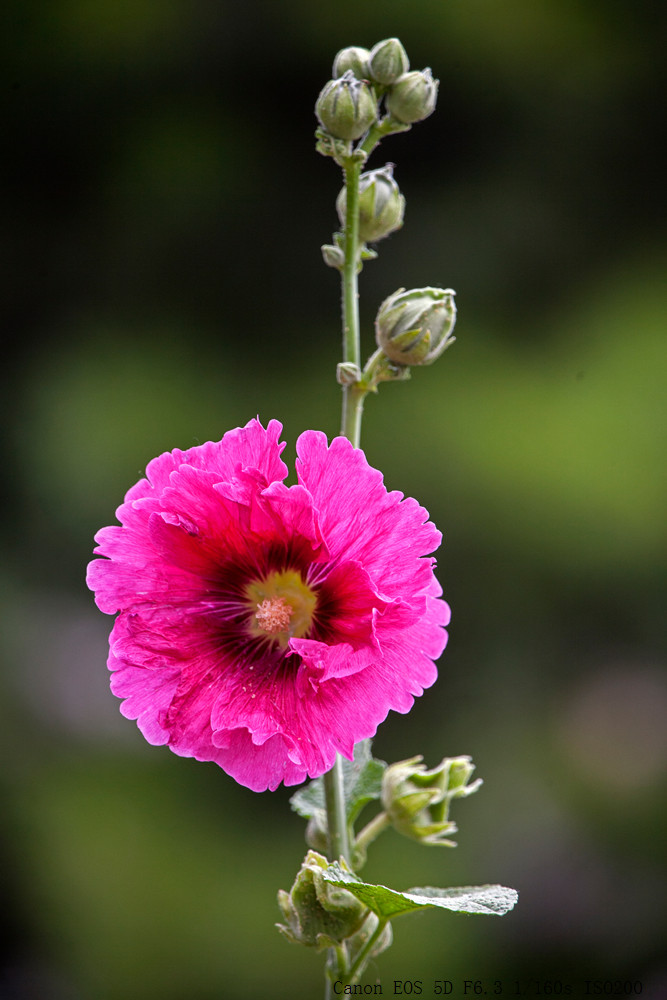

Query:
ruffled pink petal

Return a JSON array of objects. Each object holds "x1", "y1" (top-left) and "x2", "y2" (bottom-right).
[
  {"x1": 89, "y1": 420, "x2": 289, "y2": 613},
  {"x1": 295, "y1": 431, "x2": 441, "y2": 600},
  {"x1": 88, "y1": 419, "x2": 450, "y2": 792},
  {"x1": 209, "y1": 728, "x2": 328, "y2": 792},
  {"x1": 124, "y1": 417, "x2": 287, "y2": 505},
  {"x1": 313, "y1": 559, "x2": 395, "y2": 649},
  {"x1": 107, "y1": 618, "x2": 180, "y2": 747}
]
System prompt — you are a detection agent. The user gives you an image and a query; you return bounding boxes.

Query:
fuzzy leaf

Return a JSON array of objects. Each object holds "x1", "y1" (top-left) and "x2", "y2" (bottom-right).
[
  {"x1": 321, "y1": 864, "x2": 518, "y2": 918},
  {"x1": 290, "y1": 740, "x2": 386, "y2": 825}
]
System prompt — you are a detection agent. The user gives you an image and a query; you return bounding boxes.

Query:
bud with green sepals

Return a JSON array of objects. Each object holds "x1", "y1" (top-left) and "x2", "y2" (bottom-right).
[
  {"x1": 386, "y1": 67, "x2": 439, "y2": 124},
  {"x1": 368, "y1": 37, "x2": 410, "y2": 86},
  {"x1": 333, "y1": 45, "x2": 371, "y2": 80},
  {"x1": 315, "y1": 70, "x2": 378, "y2": 142},
  {"x1": 375, "y1": 286, "x2": 457, "y2": 366},
  {"x1": 276, "y1": 850, "x2": 368, "y2": 949},
  {"x1": 336, "y1": 163, "x2": 405, "y2": 243},
  {"x1": 381, "y1": 755, "x2": 482, "y2": 846},
  {"x1": 321, "y1": 243, "x2": 345, "y2": 269}
]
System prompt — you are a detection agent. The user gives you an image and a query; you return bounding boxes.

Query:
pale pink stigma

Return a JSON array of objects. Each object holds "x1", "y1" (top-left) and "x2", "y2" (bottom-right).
[{"x1": 255, "y1": 597, "x2": 293, "y2": 634}]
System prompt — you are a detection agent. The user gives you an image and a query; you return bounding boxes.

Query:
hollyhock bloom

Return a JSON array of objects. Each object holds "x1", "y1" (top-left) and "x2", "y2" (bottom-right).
[{"x1": 87, "y1": 418, "x2": 449, "y2": 792}]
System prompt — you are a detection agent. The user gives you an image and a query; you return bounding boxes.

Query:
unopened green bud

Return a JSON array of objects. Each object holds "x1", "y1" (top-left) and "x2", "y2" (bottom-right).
[
  {"x1": 337, "y1": 362, "x2": 362, "y2": 385},
  {"x1": 346, "y1": 911, "x2": 393, "y2": 961},
  {"x1": 336, "y1": 163, "x2": 405, "y2": 243},
  {"x1": 333, "y1": 45, "x2": 371, "y2": 80},
  {"x1": 382, "y1": 755, "x2": 482, "y2": 846},
  {"x1": 276, "y1": 850, "x2": 368, "y2": 949},
  {"x1": 386, "y1": 67, "x2": 439, "y2": 123},
  {"x1": 316, "y1": 70, "x2": 378, "y2": 141},
  {"x1": 368, "y1": 37, "x2": 409, "y2": 85},
  {"x1": 304, "y1": 814, "x2": 329, "y2": 854},
  {"x1": 321, "y1": 243, "x2": 345, "y2": 269},
  {"x1": 375, "y1": 286, "x2": 456, "y2": 366}
]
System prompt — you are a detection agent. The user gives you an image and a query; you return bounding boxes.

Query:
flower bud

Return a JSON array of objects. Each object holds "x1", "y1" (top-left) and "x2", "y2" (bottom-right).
[
  {"x1": 346, "y1": 911, "x2": 393, "y2": 961},
  {"x1": 333, "y1": 45, "x2": 371, "y2": 80},
  {"x1": 382, "y1": 755, "x2": 482, "y2": 846},
  {"x1": 368, "y1": 37, "x2": 409, "y2": 85},
  {"x1": 385, "y1": 68, "x2": 438, "y2": 123},
  {"x1": 375, "y1": 286, "x2": 457, "y2": 366},
  {"x1": 305, "y1": 814, "x2": 329, "y2": 854},
  {"x1": 276, "y1": 850, "x2": 368, "y2": 949},
  {"x1": 336, "y1": 362, "x2": 362, "y2": 386},
  {"x1": 336, "y1": 163, "x2": 405, "y2": 243},
  {"x1": 315, "y1": 70, "x2": 378, "y2": 141},
  {"x1": 321, "y1": 243, "x2": 345, "y2": 269}
]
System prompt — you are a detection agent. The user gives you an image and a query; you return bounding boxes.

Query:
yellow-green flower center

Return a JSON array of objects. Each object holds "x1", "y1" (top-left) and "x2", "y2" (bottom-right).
[{"x1": 245, "y1": 570, "x2": 317, "y2": 648}]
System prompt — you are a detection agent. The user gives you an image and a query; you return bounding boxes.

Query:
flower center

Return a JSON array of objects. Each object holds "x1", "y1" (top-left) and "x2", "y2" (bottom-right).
[
  {"x1": 245, "y1": 569, "x2": 317, "y2": 647},
  {"x1": 255, "y1": 597, "x2": 293, "y2": 634}
]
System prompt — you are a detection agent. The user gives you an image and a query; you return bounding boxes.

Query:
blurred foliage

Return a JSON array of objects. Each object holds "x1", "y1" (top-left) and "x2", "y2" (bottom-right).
[{"x1": 1, "y1": 0, "x2": 666, "y2": 997}]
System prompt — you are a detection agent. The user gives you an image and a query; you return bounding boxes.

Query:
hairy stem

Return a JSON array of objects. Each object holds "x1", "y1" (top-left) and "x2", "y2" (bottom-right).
[
  {"x1": 354, "y1": 810, "x2": 392, "y2": 856},
  {"x1": 323, "y1": 756, "x2": 350, "y2": 863},
  {"x1": 340, "y1": 157, "x2": 364, "y2": 447},
  {"x1": 323, "y1": 151, "x2": 365, "y2": 868},
  {"x1": 344, "y1": 916, "x2": 389, "y2": 987},
  {"x1": 322, "y1": 148, "x2": 369, "y2": 1000}
]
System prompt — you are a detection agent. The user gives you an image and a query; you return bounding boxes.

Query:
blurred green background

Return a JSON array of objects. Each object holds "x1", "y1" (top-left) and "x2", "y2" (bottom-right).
[{"x1": 2, "y1": 1, "x2": 666, "y2": 997}]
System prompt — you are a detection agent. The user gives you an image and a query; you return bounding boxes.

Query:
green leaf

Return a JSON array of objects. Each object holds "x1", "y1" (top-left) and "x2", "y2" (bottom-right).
[
  {"x1": 289, "y1": 777, "x2": 325, "y2": 825},
  {"x1": 290, "y1": 741, "x2": 386, "y2": 825},
  {"x1": 321, "y1": 864, "x2": 518, "y2": 918},
  {"x1": 344, "y1": 741, "x2": 386, "y2": 824}
]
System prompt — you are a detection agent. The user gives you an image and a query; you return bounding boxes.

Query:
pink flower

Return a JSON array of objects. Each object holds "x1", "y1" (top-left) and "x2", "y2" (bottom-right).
[{"x1": 87, "y1": 419, "x2": 450, "y2": 792}]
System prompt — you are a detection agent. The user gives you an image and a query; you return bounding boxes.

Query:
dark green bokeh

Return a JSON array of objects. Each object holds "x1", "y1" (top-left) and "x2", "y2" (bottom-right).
[{"x1": 2, "y1": 2, "x2": 665, "y2": 997}]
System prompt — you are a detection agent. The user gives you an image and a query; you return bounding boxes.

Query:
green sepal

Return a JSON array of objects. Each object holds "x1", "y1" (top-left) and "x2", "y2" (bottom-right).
[
  {"x1": 361, "y1": 351, "x2": 411, "y2": 391},
  {"x1": 315, "y1": 128, "x2": 352, "y2": 161},
  {"x1": 321, "y1": 864, "x2": 519, "y2": 918}
]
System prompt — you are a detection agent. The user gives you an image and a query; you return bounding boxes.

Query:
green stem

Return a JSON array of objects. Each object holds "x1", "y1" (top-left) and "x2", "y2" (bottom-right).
[
  {"x1": 358, "y1": 114, "x2": 411, "y2": 160},
  {"x1": 322, "y1": 148, "x2": 368, "y2": 1000},
  {"x1": 354, "y1": 810, "x2": 392, "y2": 856},
  {"x1": 323, "y1": 756, "x2": 350, "y2": 863},
  {"x1": 342, "y1": 915, "x2": 389, "y2": 987},
  {"x1": 325, "y1": 945, "x2": 349, "y2": 1000},
  {"x1": 342, "y1": 384, "x2": 366, "y2": 449},
  {"x1": 324, "y1": 153, "x2": 370, "y2": 868},
  {"x1": 324, "y1": 152, "x2": 364, "y2": 865},
  {"x1": 340, "y1": 156, "x2": 364, "y2": 447}
]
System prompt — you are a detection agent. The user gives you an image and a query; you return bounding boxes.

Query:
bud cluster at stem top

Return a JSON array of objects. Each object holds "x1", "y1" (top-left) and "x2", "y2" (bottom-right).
[{"x1": 316, "y1": 38, "x2": 439, "y2": 145}]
